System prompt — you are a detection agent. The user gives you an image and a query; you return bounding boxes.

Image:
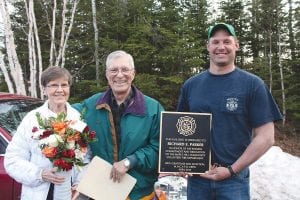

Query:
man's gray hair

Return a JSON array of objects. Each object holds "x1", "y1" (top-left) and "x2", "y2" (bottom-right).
[{"x1": 105, "y1": 50, "x2": 135, "y2": 69}]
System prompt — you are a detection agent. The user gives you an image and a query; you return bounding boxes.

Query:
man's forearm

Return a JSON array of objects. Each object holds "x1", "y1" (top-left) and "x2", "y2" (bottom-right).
[{"x1": 231, "y1": 122, "x2": 275, "y2": 174}]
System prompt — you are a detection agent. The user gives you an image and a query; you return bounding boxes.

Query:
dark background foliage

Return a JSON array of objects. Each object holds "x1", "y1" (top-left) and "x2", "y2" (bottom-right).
[{"x1": 1, "y1": 0, "x2": 300, "y2": 135}]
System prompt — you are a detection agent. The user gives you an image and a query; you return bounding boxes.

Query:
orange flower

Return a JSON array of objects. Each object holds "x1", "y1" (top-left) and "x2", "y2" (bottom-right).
[
  {"x1": 42, "y1": 146, "x2": 58, "y2": 158},
  {"x1": 52, "y1": 121, "x2": 67, "y2": 135}
]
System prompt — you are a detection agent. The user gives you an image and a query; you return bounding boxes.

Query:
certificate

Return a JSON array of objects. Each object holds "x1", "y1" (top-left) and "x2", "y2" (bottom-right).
[
  {"x1": 159, "y1": 111, "x2": 212, "y2": 174},
  {"x1": 77, "y1": 156, "x2": 137, "y2": 200}
]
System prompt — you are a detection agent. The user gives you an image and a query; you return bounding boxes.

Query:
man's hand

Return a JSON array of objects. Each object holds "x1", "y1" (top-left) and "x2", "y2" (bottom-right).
[
  {"x1": 110, "y1": 159, "x2": 129, "y2": 183},
  {"x1": 199, "y1": 164, "x2": 231, "y2": 181}
]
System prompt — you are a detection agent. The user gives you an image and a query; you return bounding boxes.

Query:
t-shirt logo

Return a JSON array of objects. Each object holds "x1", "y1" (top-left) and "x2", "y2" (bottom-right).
[{"x1": 226, "y1": 98, "x2": 239, "y2": 111}]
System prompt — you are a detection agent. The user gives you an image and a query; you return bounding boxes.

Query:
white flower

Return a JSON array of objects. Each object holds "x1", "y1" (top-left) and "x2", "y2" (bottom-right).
[
  {"x1": 69, "y1": 120, "x2": 87, "y2": 132},
  {"x1": 75, "y1": 149, "x2": 85, "y2": 160},
  {"x1": 38, "y1": 138, "x2": 49, "y2": 146},
  {"x1": 32, "y1": 130, "x2": 43, "y2": 140},
  {"x1": 66, "y1": 141, "x2": 75, "y2": 149},
  {"x1": 48, "y1": 134, "x2": 63, "y2": 147}
]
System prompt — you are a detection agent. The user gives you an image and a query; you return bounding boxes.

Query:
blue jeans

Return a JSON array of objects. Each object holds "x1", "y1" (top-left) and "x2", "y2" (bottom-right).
[{"x1": 187, "y1": 168, "x2": 250, "y2": 200}]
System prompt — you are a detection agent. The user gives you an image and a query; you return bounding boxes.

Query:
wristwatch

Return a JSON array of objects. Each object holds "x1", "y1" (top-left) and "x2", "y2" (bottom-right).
[
  {"x1": 227, "y1": 165, "x2": 237, "y2": 177},
  {"x1": 124, "y1": 158, "x2": 130, "y2": 168}
]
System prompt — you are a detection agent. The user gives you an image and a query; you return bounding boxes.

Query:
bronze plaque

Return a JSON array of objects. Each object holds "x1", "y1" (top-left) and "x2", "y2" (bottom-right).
[{"x1": 159, "y1": 111, "x2": 212, "y2": 174}]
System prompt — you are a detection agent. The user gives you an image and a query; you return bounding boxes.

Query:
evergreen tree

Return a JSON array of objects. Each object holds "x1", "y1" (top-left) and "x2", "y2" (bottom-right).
[
  {"x1": 180, "y1": 0, "x2": 209, "y2": 75},
  {"x1": 218, "y1": 0, "x2": 250, "y2": 68}
]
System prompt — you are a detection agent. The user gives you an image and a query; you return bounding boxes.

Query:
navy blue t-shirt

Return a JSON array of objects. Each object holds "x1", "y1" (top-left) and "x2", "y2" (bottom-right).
[{"x1": 177, "y1": 68, "x2": 282, "y2": 165}]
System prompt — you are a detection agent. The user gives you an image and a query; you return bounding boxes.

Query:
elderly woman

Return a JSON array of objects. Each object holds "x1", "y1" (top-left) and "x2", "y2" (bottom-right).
[{"x1": 4, "y1": 66, "x2": 89, "y2": 200}]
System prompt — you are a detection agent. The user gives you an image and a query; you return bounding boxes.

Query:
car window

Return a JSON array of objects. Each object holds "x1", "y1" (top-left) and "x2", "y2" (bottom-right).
[
  {"x1": 0, "y1": 99, "x2": 43, "y2": 136},
  {"x1": 0, "y1": 134, "x2": 8, "y2": 155}
]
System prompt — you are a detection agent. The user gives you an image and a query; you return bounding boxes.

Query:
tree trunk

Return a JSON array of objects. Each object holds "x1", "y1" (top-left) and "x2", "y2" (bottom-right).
[
  {"x1": 49, "y1": 0, "x2": 57, "y2": 67},
  {"x1": 288, "y1": 0, "x2": 296, "y2": 60},
  {"x1": 269, "y1": 32, "x2": 273, "y2": 92},
  {"x1": 91, "y1": 0, "x2": 100, "y2": 86},
  {"x1": 54, "y1": 0, "x2": 80, "y2": 68},
  {"x1": 60, "y1": 0, "x2": 80, "y2": 68},
  {"x1": 0, "y1": 0, "x2": 26, "y2": 95},
  {"x1": 278, "y1": 26, "x2": 286, "y2": 125},
  {"x1": 54, "y1": 0, "x2": 67, "y2": 67},
  {"x1": 0, "y1": 51, "x2": 14, "y2": 93},
  {"x1": 31, "y1": 1, "x2": 43, "y2": 98},
  {"x1": 25, "y1": 0, "x2": 37, "y2": 98},
  {"x1": 24, "y1": 0, "x2": 43, "y2": 98}
]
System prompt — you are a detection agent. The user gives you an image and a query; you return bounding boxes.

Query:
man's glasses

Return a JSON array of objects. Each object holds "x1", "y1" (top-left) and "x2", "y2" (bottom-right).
[
  {"x1": 107, "y1": 67, "x2": 133, "y2": 75},
  {"x1": 46, "y1": 83, "x2": 70, "y2": 89}
]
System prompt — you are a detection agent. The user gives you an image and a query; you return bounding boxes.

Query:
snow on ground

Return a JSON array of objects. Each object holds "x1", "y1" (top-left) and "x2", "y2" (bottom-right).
[{"x1": 250, "y1": 146, "x2": 300, "y2": 200}]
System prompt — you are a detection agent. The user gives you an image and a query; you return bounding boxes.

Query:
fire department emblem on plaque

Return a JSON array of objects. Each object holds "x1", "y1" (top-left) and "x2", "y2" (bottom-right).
[{"x1": 176, "y1": 116, "x2": 196, "y2": 136}]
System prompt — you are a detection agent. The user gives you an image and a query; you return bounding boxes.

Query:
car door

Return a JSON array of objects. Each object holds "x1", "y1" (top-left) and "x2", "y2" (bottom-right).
[{"x1": 0, "y1": 128, "x2": 21, "y2": 200}]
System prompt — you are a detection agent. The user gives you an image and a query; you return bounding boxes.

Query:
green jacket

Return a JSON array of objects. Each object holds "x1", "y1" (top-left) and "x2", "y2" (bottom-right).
[{"x1": 73, "y1": 86, "x2": 164, "y2": 199}]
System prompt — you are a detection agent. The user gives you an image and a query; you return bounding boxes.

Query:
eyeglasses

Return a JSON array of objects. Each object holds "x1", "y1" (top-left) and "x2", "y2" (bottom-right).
[
  {"x1": 106, "y1": 67, "x2": 134, "y2": 75},
  {"x1": 46, "y1": 83, "x2": 70, "y2": 89}
]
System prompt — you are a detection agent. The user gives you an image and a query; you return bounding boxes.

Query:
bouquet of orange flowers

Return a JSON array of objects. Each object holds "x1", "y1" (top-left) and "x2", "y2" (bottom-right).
[{"x1": 32, "y1": 112, "x2": 96, "y2": 171}]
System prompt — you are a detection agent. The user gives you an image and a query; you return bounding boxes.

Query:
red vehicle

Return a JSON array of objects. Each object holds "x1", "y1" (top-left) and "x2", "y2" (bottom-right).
[{"x1": 0, "y1": 92, "x2": 43, "y2": 200}]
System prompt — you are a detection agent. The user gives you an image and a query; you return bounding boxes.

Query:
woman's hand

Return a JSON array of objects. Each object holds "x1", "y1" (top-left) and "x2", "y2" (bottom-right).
[{"x1": 41, "y1": 168, "x2": 65, "y2": 184}]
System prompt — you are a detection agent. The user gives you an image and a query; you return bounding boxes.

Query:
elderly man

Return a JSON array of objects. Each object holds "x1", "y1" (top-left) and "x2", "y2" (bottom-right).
[{"x1": 73, "y1": 50, "x2": 164, "y2": 200}]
